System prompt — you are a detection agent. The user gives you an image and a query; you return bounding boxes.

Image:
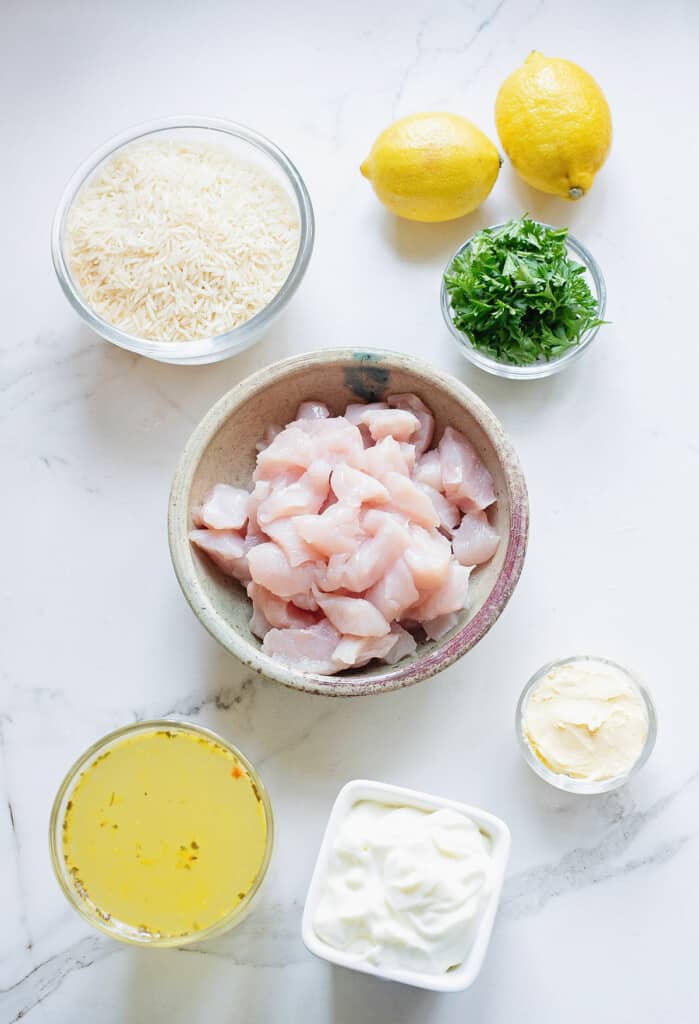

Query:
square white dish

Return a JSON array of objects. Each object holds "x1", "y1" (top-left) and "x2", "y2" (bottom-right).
[{"x1": 301, "y1": 778, "x2": 511, "y2": 992}]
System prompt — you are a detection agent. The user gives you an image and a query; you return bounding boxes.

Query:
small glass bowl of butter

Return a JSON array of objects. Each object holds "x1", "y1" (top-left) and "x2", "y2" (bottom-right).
[
  {"x1": 516, "y1": 655, "x2": 657, "y2": 795},
  {"x1": 301, "y1": 779, "x2": 511, "y2": 992}
]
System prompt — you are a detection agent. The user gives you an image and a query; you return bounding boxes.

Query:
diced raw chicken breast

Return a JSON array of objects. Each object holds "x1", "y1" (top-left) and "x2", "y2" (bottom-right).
[
  {"x1": 387, "y1": 394, "x2": 434, "y2": 456},
  {"x1": 263, "y1": 619, "x2": 341, "y2": 675},
  {"x1": 249, "y1": 603, "x2": 272, "y2": 640},
  {"x1": 247, "y1": 582, "x2": 317, "y2": 630},
  {"x1": 384, "y1": 472, "x2": 440, "y2": 529},
  {"x1": 413, "y1": 449, "x2": 443, "y2": 491},
  {"x1": 382, "y1": 623, "x2": 418, "y2": 664},
  {"x1": 423, "y1": 611, "x2": 459, "y2": 640},
  {"x1": 416, "y1": 482, "x2": 461, "y2": 535},
  {"x1": 403, "y1": 526, "x2": 452, "y2": 590},
  {"x1": 289, "y1": 591, "x2": 320, "y2": 612},
  {"x1": 254, "y1": 425, "x2": 316, "y2": 480},
  {"x1": 398, "y1": 443, "x2": 417, "y2": 473},
  {"x1": 295, "y1": 503, "x2": 365, "y2": 557},
  {"x1": 364, "y1": 436, "x2": 412, "y2": 481},
  {"x1": 358, "y1": 408, "x2": 420, "y2": 443},
  {"x1": 255, "y1": 424, "x2": 282, "y2": 453},
  {"x1": 330, "y1": 463, "x2": 389, "y2": 506},
  {"x1": 247, "y1": 480, "x2": 270, "y2": 537},
  {"x1": 313, "y1": 589, "x2": 390, "y2": 637},
  {"x1": 318, "y1": 491, "x2": 338, "y2": 513},
  {"x1": 439, "y1": 427, "x2": 496, "y2": 510},
  {"x1": 344, "y1": 402, "x2": 388, "y2": 447},
  {"x1": 323, "y1": 519, "x2": 411, "y2": 593},
  {"x1": 344, "y1": 402, "x2": 388, "y2": 426},
  {"x1": 263, "y1": 518, "x2": 320, "y2": 567},
  {"x1": 362, "y1": 507, "x2": 409, "y2": 533},
  {"x1": 365, "y1": 557, "x2": 419, "y2": 622},
  {"x1": 451, "y1": 510, "x2": 500, "y2": 566},
  {"x1": 193, "y1": 390, "x2": 501, "y2": 675},
  {"x1": 410, "y1": 563, "x2": 472, "y2": 621},
  {"x1": 257, "y1": 460, "x2": 331, "y2": 525},
  {"x1": 189, "y1": 529, "x2": 255, "y2": 583},
  {"x1": 247, "y1": 543, "x2": 319, "y2": 601},
  {"x1": 193, "y1": 483, "x2": 250, "y2": 531},
  {"x1": 266, "y1": 469, "x2": 304, "y2": 491},
  {"x1": 332, "y1": 632, "x2": 400, "y2": 670},
  {"x1": 295, "y1": 417, "x2": 367, "y2": 470},
  {"x1": 296, "y1": 401, "x2": 330, "y2": 421}
]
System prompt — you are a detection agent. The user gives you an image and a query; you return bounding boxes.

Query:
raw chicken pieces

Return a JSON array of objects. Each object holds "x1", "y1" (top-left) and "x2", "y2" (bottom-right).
[
  {"x1": 247, "y1": 543, "x2": 319, "y2": 601},
  {"x1": 263, "y1": 620, "x2": 342, "y2": 675},
  {"x1": 439, "y1": 427, "x2": 496, "y2": 510},
  {"x1": 330, "y1": 463, "x2": 389, "y2": 506},
  {"x1": 188, "y1": 529, "x2": 257, "y2": 582},
  {"x1": 313, "y1": 590, "x2": 390, "y2": 637},
  {"x1": 193, "y1": 484, "x2": 250, "y2": 531},
  {"x1": 358, "y1": 408, "x2": 420, "y2": 443},
  {"x1": 189, "y1": 394, "x2": 500, "y2": 676},
  {"x1": 451, "y1": 510, "x2": 501, "y2": 566},
  {"x1": 387, "y1": 394, "x2": 434, "y2": 456}
]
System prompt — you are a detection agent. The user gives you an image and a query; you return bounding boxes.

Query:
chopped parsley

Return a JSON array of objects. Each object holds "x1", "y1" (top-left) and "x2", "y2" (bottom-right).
[{"x1": 444, "y1": 214, "x2": 604, "y2": 366}]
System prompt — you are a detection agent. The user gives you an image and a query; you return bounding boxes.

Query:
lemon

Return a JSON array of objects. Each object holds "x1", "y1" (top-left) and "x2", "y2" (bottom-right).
[
  {"x1": 360, "y1": 113, "x2": 500, "y2": 222},
  {"x1": 495, "y1": 51, "x2": 612, "y2": 200}
]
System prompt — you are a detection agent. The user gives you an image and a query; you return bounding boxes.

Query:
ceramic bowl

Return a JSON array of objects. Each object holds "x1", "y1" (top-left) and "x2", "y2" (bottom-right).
[
  {"x1": 301, "y1": 779, "x2": 511, "y2": 991},
  {"x1": 168, "y1": 349, "x2": 529, "y2": 696}
]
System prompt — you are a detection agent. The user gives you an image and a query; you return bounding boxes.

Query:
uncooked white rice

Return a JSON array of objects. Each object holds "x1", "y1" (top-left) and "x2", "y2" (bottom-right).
[{"x1": 66, "y1": 139, "x2": 301, "y2": 342}]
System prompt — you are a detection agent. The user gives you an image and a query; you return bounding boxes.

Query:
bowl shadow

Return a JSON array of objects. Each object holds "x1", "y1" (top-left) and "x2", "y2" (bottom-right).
[
  {"x1": 331, "y1": 965, "x2": 439, "y2": 1022},
  {"x1": 378, "y1": 205, "x2": 496, "y2": 264},
  {"x1": 501, "y1": 164, "x2": 589, "y2": 230}
]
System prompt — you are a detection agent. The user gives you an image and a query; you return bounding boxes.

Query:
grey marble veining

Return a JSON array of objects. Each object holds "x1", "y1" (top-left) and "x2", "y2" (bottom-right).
[
  {"x1": 502, "y1": 773, "x2": 698, "y2": 918},
  {"x1": 2, "y1": 0, "x2": 698, "y2": 1020}
]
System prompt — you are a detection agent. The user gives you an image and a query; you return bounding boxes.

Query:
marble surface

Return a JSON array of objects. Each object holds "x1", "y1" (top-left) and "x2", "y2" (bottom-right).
[{"x1": 2, "y1": 0, "x2": 697, "y2": 1020}]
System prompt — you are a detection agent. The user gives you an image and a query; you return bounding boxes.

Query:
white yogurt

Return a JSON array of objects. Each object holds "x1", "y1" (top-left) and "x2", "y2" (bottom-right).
[{"x1": 312, "y1": 799, "x2": 492, "y2": 975}]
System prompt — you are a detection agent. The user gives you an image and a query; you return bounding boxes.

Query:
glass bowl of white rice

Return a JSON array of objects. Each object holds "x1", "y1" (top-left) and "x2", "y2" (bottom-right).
[{"x1": 52, "y1": 117, "x2": 314, "y2": 365}]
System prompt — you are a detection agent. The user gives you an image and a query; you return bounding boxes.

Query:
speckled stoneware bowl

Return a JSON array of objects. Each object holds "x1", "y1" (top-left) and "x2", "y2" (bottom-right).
[{"x1": 168, "y1": 349, "x2": 528, "y2": 697}]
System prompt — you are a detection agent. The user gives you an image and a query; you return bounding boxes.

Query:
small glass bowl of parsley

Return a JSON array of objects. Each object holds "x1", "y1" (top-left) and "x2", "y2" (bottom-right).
[{"x1": 441, "y1": 215, "x2": 606, "y2": 380}]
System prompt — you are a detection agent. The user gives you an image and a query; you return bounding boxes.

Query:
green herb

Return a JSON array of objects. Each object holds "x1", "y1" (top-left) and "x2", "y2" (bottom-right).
[{"x1": 444, "y1": 214, "x2": 604, "y2": 366}]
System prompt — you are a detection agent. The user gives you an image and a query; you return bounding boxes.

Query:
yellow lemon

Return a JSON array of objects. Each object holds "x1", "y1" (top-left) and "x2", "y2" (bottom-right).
[
  {"x1": 495, "y1": 51, "x2": 612, "y2": 199},
  {"x1": 360, "y1": 113, "x2": 500, "y2": 222}
]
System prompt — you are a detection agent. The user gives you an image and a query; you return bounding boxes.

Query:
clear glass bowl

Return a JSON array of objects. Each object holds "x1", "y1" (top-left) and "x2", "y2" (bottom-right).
[
  {"x1": 49, "y1": 719, "x2": 274, "y2": 946},
  {"x1": 51, "y1": 116, "x2": 315, "y2": 365},
  {"x1": 515, "y1": 656, "x2": 657, "y2": 795},
  {"x1": 441, "y1": 223, "x2": 607, "y2": 381}
]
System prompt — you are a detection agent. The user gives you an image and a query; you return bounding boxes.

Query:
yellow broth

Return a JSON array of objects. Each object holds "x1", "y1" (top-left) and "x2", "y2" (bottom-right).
[{"x1": 61, "y1": 729, "x2": 268, "y2": 937}]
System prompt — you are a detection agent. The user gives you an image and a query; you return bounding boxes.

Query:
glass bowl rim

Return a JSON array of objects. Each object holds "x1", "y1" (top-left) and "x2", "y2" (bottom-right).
[
  {"x1": 514, "y1": 655, "x2": 657, "y2": 794},
  {"x1": 50, "y1": 115, "x2": 315, "y2": 362},
  {"x1": 48, "y1": 718, "x2": 275, "y2": 947},
  {"x1": 440, "y1": 220, "x2": 607, "y2": 381}
]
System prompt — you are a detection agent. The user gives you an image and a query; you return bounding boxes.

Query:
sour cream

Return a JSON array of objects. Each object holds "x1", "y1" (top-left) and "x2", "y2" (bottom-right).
[
  {"x1": 522, "y1": 658, "x2": 649, "y2": 782},
  {"x1": 312, "y1": 800, "x2": 492, "y2": 975}
]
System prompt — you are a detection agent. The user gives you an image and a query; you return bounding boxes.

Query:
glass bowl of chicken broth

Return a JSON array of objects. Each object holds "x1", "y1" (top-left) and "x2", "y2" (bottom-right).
[{"x1": 50, "y1": 721, "x2": 274, "y2": 945}]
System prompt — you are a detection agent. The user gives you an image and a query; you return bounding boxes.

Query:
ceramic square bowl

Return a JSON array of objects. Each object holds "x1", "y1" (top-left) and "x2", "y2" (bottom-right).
[
  {"x1": 301, "y1": 779, "x2": 511, "y2": 992},
  {"x1": 168, "y1": 348, "x2": 528, "y2": 696}
]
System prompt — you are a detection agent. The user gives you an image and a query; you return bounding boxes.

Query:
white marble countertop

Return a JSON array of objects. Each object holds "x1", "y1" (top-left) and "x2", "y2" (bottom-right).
[{"x1": 3, "y1": 1, "x2": 697, "y2": 1020}]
